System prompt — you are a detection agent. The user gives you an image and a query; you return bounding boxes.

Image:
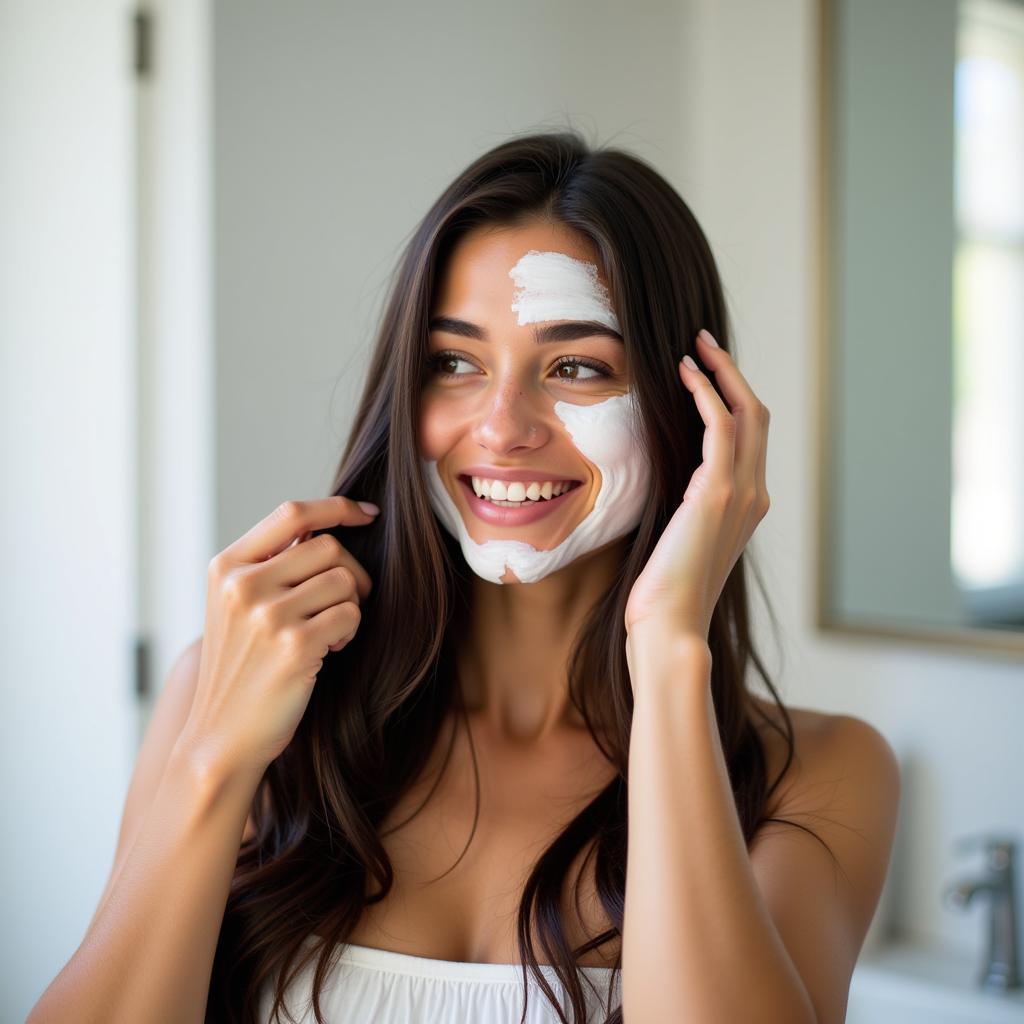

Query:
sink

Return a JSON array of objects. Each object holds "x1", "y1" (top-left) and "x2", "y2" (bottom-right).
[{"x1": 846, "y1": 941, "x2": 1024, "y2": 1023}]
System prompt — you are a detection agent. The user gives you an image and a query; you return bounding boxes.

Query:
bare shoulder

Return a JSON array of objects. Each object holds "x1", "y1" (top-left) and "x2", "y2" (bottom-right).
[
  {"x1": 746, "y1": 692, "x2": 835, "y2": 787},
  {"x1": 744, "y1": 698, "x2": 902, "y2": 1022},
  {"x1": 746, "y1": 693, "x2": 900, "y2": 820}
]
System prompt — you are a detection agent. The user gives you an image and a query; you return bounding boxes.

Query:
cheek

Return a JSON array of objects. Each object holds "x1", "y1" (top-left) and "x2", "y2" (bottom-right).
[{"x1": 417, "y1": 394, "x2": 464, "y2": 461}]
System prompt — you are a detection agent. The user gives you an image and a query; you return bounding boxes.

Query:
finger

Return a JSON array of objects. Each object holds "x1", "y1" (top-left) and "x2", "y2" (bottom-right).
[
  {"x1": 680, "y1": 354, "x2": 735, "y2": 488},
  {"x1": 694, "y1": 330, "x2": 768, "y2": 489},
  {"x1": 272, "y1": 532, "x2": 373, "y2": 602},
  {"x1": 285, "y1": 563, "x2": 361, "y2": 619},
  {"x1": 307, "y1": 600, "x2": 361, "y2": 652},
  {"x1": 225, "y1": 496, "x2": 379, "y2": 566}
]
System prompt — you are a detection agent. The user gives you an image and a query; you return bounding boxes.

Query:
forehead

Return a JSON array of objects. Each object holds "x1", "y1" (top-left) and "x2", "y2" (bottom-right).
[{"x1": 432, "y1": 221, "x2": 610, "y2": 315}]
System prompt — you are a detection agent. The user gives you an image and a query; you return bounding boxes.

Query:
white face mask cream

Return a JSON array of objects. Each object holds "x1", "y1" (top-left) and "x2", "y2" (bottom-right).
[
  {"x1": 420, "y1": 248, "x2": 651, "y2": 585},
  {"x1": 509, "y1": 249, "x2": 621, "y2": 333}
]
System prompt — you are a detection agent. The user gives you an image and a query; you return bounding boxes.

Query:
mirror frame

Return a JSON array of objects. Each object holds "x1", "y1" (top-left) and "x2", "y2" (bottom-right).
[{"x1": 814, "y1": 0, "x2": 1024, "y2": 659}]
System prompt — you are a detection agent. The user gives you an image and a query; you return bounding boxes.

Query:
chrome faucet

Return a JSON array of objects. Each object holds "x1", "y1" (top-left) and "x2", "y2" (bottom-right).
[{"x1": 944, "y1": 834, "x2": 1021, "y2": 992}]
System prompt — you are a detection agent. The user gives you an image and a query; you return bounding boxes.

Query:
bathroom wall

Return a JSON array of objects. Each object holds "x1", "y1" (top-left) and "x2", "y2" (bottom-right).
[{"x1": 1, "y1": 2, "x2": 138, "y2": 1020}]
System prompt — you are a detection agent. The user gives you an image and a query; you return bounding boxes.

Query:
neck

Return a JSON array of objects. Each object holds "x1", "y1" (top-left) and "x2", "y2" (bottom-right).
[{"x1": 456, "y1": 538, "x2": 627, "y2": 745}]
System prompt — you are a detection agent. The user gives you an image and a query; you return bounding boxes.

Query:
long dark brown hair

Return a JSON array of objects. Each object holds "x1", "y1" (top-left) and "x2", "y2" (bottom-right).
[{"x1": 207, "y1": 129, "x2": 830, "y2": 1023}]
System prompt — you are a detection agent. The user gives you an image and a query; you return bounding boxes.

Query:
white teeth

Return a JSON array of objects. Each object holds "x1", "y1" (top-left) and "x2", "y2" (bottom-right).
[{"x1": 468, "y1": 476, "x2": 576, "y2": 505}]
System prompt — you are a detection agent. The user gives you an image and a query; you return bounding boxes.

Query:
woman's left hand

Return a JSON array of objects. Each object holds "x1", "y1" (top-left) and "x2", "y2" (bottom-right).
[{"x1": 623, "y1": 329, "x2": 771, "y2": 646}]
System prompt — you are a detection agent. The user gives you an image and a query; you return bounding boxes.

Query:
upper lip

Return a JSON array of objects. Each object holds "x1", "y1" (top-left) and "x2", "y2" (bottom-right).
[{"x1": 458, "y1": 465, "x2": 582, "y2": 483}]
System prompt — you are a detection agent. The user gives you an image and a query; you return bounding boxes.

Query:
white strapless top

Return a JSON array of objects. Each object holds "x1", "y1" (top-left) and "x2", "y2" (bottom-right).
[{"x1": 258, "y1": 935, "x2": 622, "y2": 1023}]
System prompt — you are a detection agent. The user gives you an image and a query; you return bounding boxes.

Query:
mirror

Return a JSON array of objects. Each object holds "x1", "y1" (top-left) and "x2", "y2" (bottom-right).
[{"x1": 817, "y1": 0, "x2": 1024, "y2": 655}]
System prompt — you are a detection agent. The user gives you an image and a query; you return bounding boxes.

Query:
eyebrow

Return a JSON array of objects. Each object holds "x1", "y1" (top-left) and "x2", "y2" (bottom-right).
[{"x1": 428, "y1": 315, "x2": 623, "y2": 344}]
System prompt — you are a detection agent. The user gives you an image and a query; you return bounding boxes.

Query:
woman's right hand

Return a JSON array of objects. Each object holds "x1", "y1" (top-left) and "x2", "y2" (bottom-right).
[{"x1": 179, "y1": 495, "x2": 380, "y2": 777}]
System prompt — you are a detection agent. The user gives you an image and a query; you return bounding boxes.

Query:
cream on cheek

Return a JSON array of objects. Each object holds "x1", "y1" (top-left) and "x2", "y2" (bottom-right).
[{"x1": 420, "y1": 249, "x2": 652, "y2": 585}]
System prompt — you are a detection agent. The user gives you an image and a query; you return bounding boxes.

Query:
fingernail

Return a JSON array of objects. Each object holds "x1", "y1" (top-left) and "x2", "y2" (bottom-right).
[
  {"x1": 682, "y1": 354, "x2": 699, "y2": 372},
  {"x1": 357, "y1": 501, "x2": 380, "y2": 515},
  {"x1": 699, "y1": 329, "x2": 719, "y2": 348}
]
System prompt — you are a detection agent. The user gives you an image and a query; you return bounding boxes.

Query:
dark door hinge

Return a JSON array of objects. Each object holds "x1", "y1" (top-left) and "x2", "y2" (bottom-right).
[
  {"x1": 133, "y1": 8, "x2": 154, "y2": 79},
  {"x1": 134, "y1": 634, "x2": 151, "y2": 699}
]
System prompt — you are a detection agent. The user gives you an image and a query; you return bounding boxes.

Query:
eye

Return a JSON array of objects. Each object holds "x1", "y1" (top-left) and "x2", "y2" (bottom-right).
[
  {"x1": 551, "y1": 357, "x2": 607, "y2": 382},
  {"x1": 428, "y1": 352, "x2": 477, "y2": 378},
  {"x1": 426, "y1": 351, "x2": 612, "y2": 384}
]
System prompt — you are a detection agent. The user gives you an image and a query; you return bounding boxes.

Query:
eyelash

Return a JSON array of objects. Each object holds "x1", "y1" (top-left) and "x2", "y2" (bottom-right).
[{"x1": 427, "y1": 350, "x2": 612, "y2": 383}]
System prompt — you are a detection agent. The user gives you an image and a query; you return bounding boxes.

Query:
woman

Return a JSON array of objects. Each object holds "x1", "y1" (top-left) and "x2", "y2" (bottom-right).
[{"x1": 29, "y1": 131, "x2": 900, "y2": 1024}]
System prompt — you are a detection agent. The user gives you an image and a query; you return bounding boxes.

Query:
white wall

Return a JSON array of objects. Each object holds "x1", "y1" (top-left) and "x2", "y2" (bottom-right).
[
  {"x1": 1, "y1": 1, "x2": 212, "y2": 1019},
  {"x1": 0, "y1": 2, "x2": 137, "y2": 1019}
]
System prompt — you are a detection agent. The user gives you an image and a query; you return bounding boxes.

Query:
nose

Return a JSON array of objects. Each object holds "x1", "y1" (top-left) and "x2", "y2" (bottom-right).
[{"x1": 470, "y1": 377, "x2": 552, "y2": 455}]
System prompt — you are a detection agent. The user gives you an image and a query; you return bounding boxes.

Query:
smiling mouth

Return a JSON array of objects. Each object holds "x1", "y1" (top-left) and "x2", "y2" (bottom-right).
[{"x1": 457, "y1": 474, "x2": 583, "y2": 507}]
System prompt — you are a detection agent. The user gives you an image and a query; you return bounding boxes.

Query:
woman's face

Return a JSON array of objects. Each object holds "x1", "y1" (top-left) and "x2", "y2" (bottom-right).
[{"x1": 419, "y1": 219, "x2": 646, "y2": 584}]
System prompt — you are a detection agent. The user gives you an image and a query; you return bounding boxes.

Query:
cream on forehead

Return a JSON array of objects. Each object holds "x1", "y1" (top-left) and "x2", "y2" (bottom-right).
[{"x1": 508, "y1": 249, "x2": 621, "y2": 333}]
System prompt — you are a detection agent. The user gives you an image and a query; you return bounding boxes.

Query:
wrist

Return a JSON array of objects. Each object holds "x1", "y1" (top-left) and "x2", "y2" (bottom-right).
[
  {"x1": 155, "y1": 737, "x2": 264, "y2": 850},
  {"x1": 625, "y1": 626, "x2": 712, "y2": 695},
  {"x1": 170, "y1": 729, "x2": 266, "y2": 805}
]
